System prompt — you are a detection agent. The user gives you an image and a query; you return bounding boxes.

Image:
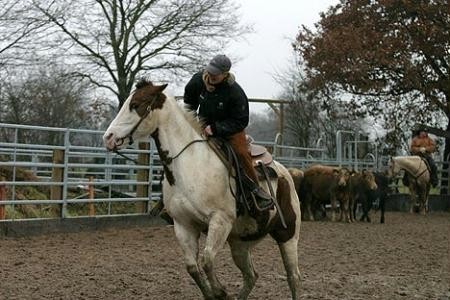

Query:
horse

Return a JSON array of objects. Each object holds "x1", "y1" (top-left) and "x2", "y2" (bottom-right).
[
  {"x1": 103, "y1": 80, "x2": 301, "y2": 300},
  {"x1": 387, "y1": 156, "x2": 431, "y2": 214}
]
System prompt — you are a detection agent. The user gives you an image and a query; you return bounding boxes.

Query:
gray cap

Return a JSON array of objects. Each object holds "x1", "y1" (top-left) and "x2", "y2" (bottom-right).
[{"x1": 206, "y1": 54, "x2": 232, "y2": 75}]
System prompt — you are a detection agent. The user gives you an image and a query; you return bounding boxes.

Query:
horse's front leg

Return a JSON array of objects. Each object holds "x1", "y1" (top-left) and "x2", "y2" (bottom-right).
[
  {"x1": 229, "y1": 239, "x2": 258, "y2": 300},
  {"x1": 408, "y1": 183, "x2": 417, "y2": 213},
  {"x1": 173, "y1": 221, "x2": 214, "y2": 300},
  {"x1": 418, "y1": 186, "x2": 429, "y2": 215},
  {"x1": 202, "y1": 211, "x2": 234, "y2": 300}
]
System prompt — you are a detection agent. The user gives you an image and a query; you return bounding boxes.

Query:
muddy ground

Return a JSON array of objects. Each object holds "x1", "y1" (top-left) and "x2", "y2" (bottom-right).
[{"x1": 0, "y1": 211, "x2": 448, "y2": 300}]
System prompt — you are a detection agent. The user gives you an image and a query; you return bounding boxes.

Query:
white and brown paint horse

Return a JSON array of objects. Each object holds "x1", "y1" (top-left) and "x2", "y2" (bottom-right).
[
  {"x1": 103, "y1": 80, "x2": 301, "y2": 300},
  {"x1": 387, "y1": 156, "x2": 431, "y2": 214}
]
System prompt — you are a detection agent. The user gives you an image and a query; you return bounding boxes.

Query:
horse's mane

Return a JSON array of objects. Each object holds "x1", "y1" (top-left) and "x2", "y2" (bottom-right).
[
  {"x1": 178, "y1": 103, "x2": 204, "y2": 135},
  {"x1": 134, "y1": 78, "x2": 204, "y2": 135},
  {"x1": 135, "y1": 78, "x2": 153, "y2": 89}
]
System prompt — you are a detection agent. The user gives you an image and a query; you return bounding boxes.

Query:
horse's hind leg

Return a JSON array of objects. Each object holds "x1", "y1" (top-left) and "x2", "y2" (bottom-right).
[
  {"x1": 202, "y1": 212, "x2": 233, "y2": 299},
  {"x1": 173, "y1": 222, "x2": 214, "y2": 300},
  {"x1": 278, "y1": 237, "x2": 301, "y2": 299},
  {"x1": 228, "y1": 240, "x2": 258, "y2": 300}
]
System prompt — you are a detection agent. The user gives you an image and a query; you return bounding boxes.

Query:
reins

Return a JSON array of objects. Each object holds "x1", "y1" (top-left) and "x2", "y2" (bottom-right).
[
  {"x1": 114, "y1": 138, "x2": 207, "y2": 165},
  {"x1": 113, "y1": 149, "x2": 139, "y2": 164},
  {"x1": 411, "y1": 158, "x2": 428, "y2": 180},
  {"x1": 164, "y1": 139, "x2": 208, "y2": 165},
  {"x1": 396, "y1": 157, "x2": 428, "y2": 181},
  {"x1": 113, "y1": 103, "x2": 207, "y2": 165}
]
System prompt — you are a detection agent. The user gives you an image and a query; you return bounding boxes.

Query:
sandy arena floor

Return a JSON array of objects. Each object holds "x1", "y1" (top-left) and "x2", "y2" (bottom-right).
[{"x1": 0, "y1": 212, "x2": 448, "y2": 299}]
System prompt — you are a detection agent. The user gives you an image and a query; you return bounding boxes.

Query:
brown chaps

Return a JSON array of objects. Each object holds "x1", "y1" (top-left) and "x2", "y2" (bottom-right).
[{"x1": 227, "y1": 131, "x2": 258, "y2": 183}]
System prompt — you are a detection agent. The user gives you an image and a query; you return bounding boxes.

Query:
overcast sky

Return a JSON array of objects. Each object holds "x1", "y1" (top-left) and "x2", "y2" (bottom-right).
[{"x1": 227, "y1": 0, "x2": 338, "y2": 112}]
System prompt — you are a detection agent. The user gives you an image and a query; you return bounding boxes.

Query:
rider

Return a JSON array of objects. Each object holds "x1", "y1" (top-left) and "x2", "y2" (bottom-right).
[
  {"x1": 184, "y1": 54, "x2": 273, "y2": 209},
  {"x1": 410, "y1": 129, "x2": 438, "y2": 187}
]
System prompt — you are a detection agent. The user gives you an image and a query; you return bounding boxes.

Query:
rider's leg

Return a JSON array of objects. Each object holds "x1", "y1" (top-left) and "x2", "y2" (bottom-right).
[
  {"x1": 227, "y1": 131, "x2": 273, "y2": 207},
  {"x1": 426, "y1": 155, "x2": 438, "y2": 187}
]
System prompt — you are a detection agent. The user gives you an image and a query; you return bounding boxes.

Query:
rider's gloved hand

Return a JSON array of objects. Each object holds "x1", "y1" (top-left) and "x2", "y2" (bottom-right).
[{"x1": 203, "y1": 125, "x2": 213, "y2": 136}]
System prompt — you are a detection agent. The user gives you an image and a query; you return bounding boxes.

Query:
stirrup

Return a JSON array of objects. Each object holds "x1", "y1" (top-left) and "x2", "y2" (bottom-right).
[
  {"x1": 250, "y1": 189, "x2": 274, "y2": 211},
  {"x1": 252, "y1": 186, "x2": 272, "y2": 201}
]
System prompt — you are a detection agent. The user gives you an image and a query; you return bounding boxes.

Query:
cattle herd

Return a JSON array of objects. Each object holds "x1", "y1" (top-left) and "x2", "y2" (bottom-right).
[{"x1": 288, "y1": 164, "x2": 392, "y2": 224}]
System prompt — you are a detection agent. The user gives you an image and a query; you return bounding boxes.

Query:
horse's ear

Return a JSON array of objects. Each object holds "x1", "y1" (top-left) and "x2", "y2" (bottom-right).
[{"x1": 157, "y1": 83, "x2": 168, "y2": 92}]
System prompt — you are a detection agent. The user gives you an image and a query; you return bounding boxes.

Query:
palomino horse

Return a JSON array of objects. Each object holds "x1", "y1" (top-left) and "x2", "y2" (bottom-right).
[
  {"x1": 387, "y1": 156, "x2": 431, "y2": 214},
  {"x1": 103, "y1": 80, "x2": 301, "y2": 299}
]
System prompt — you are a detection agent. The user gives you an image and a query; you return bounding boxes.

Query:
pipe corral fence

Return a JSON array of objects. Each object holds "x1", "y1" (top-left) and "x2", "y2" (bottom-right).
[{"x1": 0, "y1": 122, "x2": 447, "y2": 222}]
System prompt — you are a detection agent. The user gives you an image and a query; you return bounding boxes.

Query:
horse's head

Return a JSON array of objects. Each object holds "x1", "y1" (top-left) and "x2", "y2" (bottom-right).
[
  {"x1": 103, "y1": 80, "x2": 168, "y2": 151},
  {"x1": 387, "y1": 157, "x2": 401, "y2": 178}
]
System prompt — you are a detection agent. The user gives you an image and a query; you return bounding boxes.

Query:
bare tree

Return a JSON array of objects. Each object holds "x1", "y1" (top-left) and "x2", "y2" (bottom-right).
[
  {"x1": 274, "y1": 55, "x2": 367, "y2": 157},
  {"x1": 274, "y1": 57, "x2": 320, "y2": 148},
  {"x1": 0, "y1": 66, "x2": 105, "y2": 144},
  {"x1": 0, "y1": 1, "x2": 49, "y2": 67},
  {"x1": 247, "y1": 111, "x2": 277, "y2": 142},
  {"x1": 31, "y1": 0, "x2": 250, "y2": 108}
]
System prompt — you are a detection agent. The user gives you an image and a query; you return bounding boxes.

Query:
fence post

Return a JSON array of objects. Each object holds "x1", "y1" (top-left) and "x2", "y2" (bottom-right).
[
  {"x1": 88, "y1": 176, "x2": 95, "y2": 216},
  {"x1": 136, "y1": 142, "x2": 150, "y2": 213},
  {"x1": 50, "y1": 149, "x2": 65, "y2": 216},
  {"x1": 0, "y1": 176, "x2": 6, "y2": 220}
]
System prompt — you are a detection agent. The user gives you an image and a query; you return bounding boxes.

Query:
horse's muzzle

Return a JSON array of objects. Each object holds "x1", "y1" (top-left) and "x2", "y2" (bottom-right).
[{"x1": 103, "y1": 132, "x2": 122, "y2": 151}]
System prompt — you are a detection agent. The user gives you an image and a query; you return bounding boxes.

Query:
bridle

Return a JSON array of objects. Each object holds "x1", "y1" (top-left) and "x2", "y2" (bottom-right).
[
  {"x1": 112, "y1": 104, "x2": 153, "y2": 164},
  {"x1": 122, "y1": 105, "x2": 153, "y2": 147},
  {"x1": 113, "y1": 103, "x2": 207, "y2": 165}
]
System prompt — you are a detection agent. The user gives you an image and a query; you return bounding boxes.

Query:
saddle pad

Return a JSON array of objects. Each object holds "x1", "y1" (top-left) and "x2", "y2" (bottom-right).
[{"x1": 255, "y1": 163, "x2": 278, "y2": 180}]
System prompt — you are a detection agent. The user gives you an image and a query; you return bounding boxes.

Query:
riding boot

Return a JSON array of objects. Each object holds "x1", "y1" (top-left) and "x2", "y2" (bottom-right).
[
  {"x1": 241, "y1": 174, "x2": 273, "y2": 210},
  {"x1": 226, "y1": 131, "x2": 274, "y2": 210},
  {"x1": 402, "y1": 172, "x2": 409, "y2": 187}
]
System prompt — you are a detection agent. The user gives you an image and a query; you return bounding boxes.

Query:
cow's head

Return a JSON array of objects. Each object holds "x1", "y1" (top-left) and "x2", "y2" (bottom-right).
[{"x1": 362, "y1": 169, "x2": 378, "y2": 190}]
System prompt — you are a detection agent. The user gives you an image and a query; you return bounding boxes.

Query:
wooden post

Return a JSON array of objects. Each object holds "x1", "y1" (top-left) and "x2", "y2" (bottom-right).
[
  {"x1": 88, "y1": 176, "x2": 95, "y2": 216},
  {"x1": 0, "y1": 176, "x2": 6, "y2": 220},
  {"x1": 279, "y1": 102, "x2": 285, "y2": 155},
  {"x1": 136, "y1": 142, "x2": 150, "y2": 213},
  {"x1": 50, "y1": 149, "x2": 65, "y2": 215}
]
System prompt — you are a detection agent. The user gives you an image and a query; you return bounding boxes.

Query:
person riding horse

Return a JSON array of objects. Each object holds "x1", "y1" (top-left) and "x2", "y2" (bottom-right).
[
  {"x1": 408, "y1": 129, "x2": 438, "y2": 187},
  {"x1": 184, "y1": 54, "x2": 273, "y2": 209}
]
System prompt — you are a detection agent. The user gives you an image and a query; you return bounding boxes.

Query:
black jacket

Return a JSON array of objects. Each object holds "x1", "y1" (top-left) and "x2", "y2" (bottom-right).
[{"x1": 184, "y1": 71, "x2": 249, "y2": 137}]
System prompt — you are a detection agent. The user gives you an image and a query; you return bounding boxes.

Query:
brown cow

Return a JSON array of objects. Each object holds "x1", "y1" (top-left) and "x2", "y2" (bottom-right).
[
  {"x1": 336, "y1": 168, "x2": 353, "y2": 223},
  {"x1": 299, "y1": 165, "x2": 351, "y2": 221},
  {"x1": 349, "y1": 169, "x2": 378, "y2": 222},
  {"x1": 288, "y1": 167, "x2": 304, "y2": 193}
]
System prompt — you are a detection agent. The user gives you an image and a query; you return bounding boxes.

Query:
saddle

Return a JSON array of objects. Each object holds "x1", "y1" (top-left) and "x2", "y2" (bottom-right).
[
  {"x1": 246, "y1": 135, "x2": 273, "y2": 166},
  {"x1": 402, "y1": 156, "x2": 432, "y2": 186},
  {"x1": 246, "y1": 135, "x2": 277, "y2": 180},
  {"x1": 208, "y1": 136, "x2": 280, "y2": 215}
]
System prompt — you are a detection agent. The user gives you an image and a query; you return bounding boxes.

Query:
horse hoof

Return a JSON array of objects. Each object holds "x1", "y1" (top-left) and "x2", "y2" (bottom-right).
[{"x1": 213, "y1": 288, "x2": 228, "y2": 300}]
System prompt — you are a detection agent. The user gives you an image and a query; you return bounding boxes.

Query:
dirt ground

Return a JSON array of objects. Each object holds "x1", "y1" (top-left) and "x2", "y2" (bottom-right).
[{"x1": 0, "y1": 212, "x2": 449, "y2": 300}]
